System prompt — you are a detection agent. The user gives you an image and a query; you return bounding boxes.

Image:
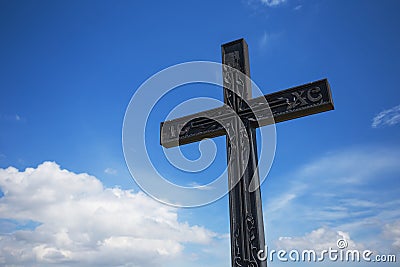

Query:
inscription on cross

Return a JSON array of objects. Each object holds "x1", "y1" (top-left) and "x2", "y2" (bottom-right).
[{"x1": 160, "y1": 39, "x2": 334, "y2": 267}]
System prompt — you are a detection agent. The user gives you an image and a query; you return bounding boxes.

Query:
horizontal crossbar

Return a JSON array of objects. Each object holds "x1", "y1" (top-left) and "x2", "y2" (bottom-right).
[{"x1": 160, "y1": 78, "x2": 334, "y2": 148}]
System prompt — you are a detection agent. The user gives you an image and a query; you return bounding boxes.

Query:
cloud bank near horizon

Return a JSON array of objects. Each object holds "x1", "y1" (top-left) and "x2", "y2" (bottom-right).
[{"x1": 0, "y1": 162, "x2": 217, "y2": 266}]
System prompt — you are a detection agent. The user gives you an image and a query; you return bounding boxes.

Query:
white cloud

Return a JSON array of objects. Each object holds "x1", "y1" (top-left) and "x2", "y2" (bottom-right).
[
  {"x1": 261, "y1": 0, "x2": 287, "y2": 7},
  {"x1": 186, "y1": 182, "x2": 214, "y2": 190},
  {"x1": 383, "y1": 220, "x2": 400, "y2": 251},
  {"x1": 264, "y1": 147, "x2": 400, "y2": 254},
  {"x1": 0, "y1": 114, "x2": 24, "y2": 122},
  {"x1": 265, "y1": 193, "x2": 296, "y2": 213},
  {"x1": 104, "y1": 167, "x2": 117, "y2": 175},
  {"x1": 257, "y1": 31, "x2": 282, "y2": 51},
  {"x1": 294, "y1": 5, "x2": 302, "y2": 10},
  {"x1": 259, "y1": 32, "x2": 269, "y2": 48},
  {"x1": 276, "y1": 227, "x2": 363, "y2": 251},
  {"x1": 372, "y1": 104, "x2": 400, "y2": 128},
  {"x1": 0, "y1": 162, "x2": 217, "y2": 266}
]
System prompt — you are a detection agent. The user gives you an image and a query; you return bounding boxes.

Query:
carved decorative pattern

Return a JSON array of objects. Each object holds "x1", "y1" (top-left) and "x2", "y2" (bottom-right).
[
  {"x1": 246, "y1": 214, "x2": 259, "y2": 267},
  {"x1": 161, "y1": 80, "x2": 333, "y2": 148},
  {"x1": 233, "y1": 224, "x2": 243, "y2": 266},
  {"x1": 158, "y1": 40, "x2": 334, "y2": 267}
]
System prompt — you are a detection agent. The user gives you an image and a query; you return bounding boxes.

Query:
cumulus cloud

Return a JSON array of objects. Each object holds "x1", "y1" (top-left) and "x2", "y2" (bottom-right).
[
  {"x1": 276, "y1": 227, "x2": 362, "y2": 251},
  {"x1": 261, "y1": 0, "x2": 287, "y2": 7},
  {"x1": 372, "y1": 104, "x2": 400, "y2": 128},
  {"x1": 383, "y1": 220, "x2": 400, "y2": 251},
  {"x1": 0, "y1": 162, "x2": 216, "y2": 266}
]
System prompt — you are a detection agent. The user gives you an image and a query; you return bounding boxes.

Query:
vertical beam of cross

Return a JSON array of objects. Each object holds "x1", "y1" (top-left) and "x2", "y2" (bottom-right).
[
  {"x1": 159, "y1": 38, "x2": 334, "y2": 266},
  {"x1": 222, "y1": 39, "x2": 266, "y2": 267}
]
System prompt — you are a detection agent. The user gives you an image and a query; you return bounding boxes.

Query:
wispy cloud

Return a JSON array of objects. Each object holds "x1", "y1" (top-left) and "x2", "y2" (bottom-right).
[
  {"x1": 264, "y1": 146, "x2": 400, "y2": 252},
  {"x1": 294, "y1": 5, "x2": 302, "y2": 10},
  {"x1": 187, "y1": 182, "x2": 214, "y2": 191},
  {"x1": 258, "y1": 31, "x2": 282, "y2": 50},
  {"x1": 261, "y1": 0, "x2": 287, "y2": 7},
  {"x1": 265, "y1": 193, "x2": 296, "y2": 213},
  {"x1": 372, "y1": 104, "x2": 400, "y2": 128},
  {"x1": 259, "y1": 32, "x2": 269, "y2": 48},
  {"x1": 0, "y1": 114, "x2": 24, "y2": 122},
  {"x1": 0, "y1": 162, "x2": 217, "y2": 266},
  {"x1": 104, "y1": 167, "x2": 117, "y2": 175}
]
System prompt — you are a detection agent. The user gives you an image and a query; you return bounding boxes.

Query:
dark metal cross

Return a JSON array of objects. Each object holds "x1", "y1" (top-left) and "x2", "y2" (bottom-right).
[{"x1": 160, "y1": 39, "x2": 334, "y2": 267}]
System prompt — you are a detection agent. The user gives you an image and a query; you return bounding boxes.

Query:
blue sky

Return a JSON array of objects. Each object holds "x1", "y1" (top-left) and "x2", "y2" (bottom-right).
[{"x1": 0, "y1": 0, "x2": 399, "y2": 266}]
